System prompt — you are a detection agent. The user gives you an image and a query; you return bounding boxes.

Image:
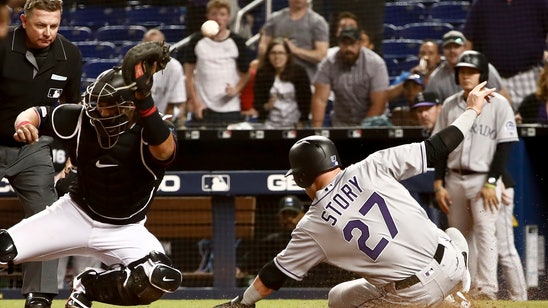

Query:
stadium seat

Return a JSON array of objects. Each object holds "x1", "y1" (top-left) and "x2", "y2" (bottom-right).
[
  {"x1": 158, "y1": 25, "x2": 188, "y2": 45},
  {"x1": 383, "y1": 2, "x2": 426, "y2": 26},
  {"x1": 58, "y1": 26, "x2": 94, "y2": 42},
  {"x1": 75, "y1": 41, "x2": 118, "y2": 62},
  {"x1": 81, "y1": 58, "x2": 122, "y2": 88},
  {"x1": 116, "y1": 41, "x2": 139, "y2": 58},
  {"x1": 382, "y1": 39, "x2": 422, "y2": 60},
  {"x1": 125, "y1": 5, "x2": 182, "y2": 27},
  {"x1": 400, "y1": 22, "x2": 453, "y2": 41},
  {"x1": 398, "y1": 56, "x2": 420, "y2": 73},
  {"x1": 95, "y1": 25, "x2": 148, "y2": 45},
  {"x1": 67, "y1": 6, "x2": 126, "y2": 29},
  {"x1": 383, "y1": 23, "x2": 400, "y2": 40},
  {"x1": 428, "y1": 1, "x2": 471, "y2": 28}
]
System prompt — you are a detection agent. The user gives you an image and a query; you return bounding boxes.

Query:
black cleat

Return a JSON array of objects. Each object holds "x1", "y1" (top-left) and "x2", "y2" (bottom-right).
[{"x1": 24, "y1": 293, "x2": 53, "y2": 308}]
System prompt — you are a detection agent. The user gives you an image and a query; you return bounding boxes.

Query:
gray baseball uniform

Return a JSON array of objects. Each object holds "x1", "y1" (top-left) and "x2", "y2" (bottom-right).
[
  {"x1": 432, "y1": 91, "x2": 518, "y2": 298},
  {"x1": 274, "y1": 142, "x2": 468, "y2": 306}
]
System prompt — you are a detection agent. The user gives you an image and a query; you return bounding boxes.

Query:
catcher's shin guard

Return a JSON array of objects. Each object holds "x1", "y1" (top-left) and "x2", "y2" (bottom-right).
[{"x1": 77, "y1": 251, "x2": 182, "y2": 305}]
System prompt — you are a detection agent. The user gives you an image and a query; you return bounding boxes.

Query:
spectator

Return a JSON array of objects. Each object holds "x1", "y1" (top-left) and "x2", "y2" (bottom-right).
[
  {"x1": 462, "y1": 0, "x2": 548, "y2": 111},
  {"x1": 389, "y1": 39, "x2": 442, "y2": 89},
  {"x1": 411, "y1": 91, "x2": 442, "y2": 136},
  {"x1": 311, "y1": 27, "x2": 389, "y2": 128},
  {"x1": 388, "y1": 74, "x2": 423, "y2": 126},
  {"x1": 327, "y1": 11, "x2": 374, "y2": 56},
  {"x1": 239, "y1": 58, "x2": 259, "y2": 120},
  {"x1": 253, "y1": 37, "x2": 311, "y2": 129},
  {"x1": 0, "y1": 0, "x2": 82, "y2": 306},
  {"x1": 432, "y1": 51, "x2": 518, "y2": 300},
  {"x1": 425, "y1": 30, "x2": 510, "y2": 104},
  {"x1": 143, "y1": 29, "x2": 187, "y2": 126},
  {"x1": 179, "y1": 0, "x2": 251, "y2": 128},
  {"x1": 517, "y1": 60, "x2": 548, "y2": 124},
  {"x1": 0, "y1": 0, "x2": 9, "y2": 39},
  {"x1": 258, "y1": 0, "x2": 329, "y2": 80}
]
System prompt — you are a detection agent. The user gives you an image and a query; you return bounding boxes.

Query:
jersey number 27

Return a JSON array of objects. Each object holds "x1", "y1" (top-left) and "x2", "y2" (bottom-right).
[{"x1": 342, "y1": 192, "x2": 398, "y2": 261}]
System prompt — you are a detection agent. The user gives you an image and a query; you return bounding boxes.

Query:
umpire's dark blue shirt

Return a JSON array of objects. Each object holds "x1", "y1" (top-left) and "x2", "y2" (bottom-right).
[{"x1": 0, "y1": 26, "x2": 82, "y2": 147}]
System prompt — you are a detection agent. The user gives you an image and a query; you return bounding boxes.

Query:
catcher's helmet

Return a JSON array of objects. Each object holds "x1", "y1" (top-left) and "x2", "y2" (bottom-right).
[
  {"x1": 454, "y1": 50, "x2": 489, "y2": 85},
  {"x1": 83, "y1": 67, "x2": 136, "y2": 149},
  {"x1": 285, "y1": 136, "x2": 342, "y2": 188}
]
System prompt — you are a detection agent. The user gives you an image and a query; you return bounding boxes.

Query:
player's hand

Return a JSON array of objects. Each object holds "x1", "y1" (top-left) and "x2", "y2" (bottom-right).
[
  {"x1": 213, "y1": 295, "x2": 255, "y2": 308},
  {"x1": 501, "y1": 186, "x2": 513, "y2": 206},
  {"x1": 466, "y1": 81, "x2": 496, "y2": 115},
  {"x1": 479, "y1": 185, "x2": 499, "y2": 213},
  {"x1": 13, "y1": 121, "x2": 39, "y2": 144},
  {"x1": 435, "y1": 187, "x2": 452, "y2": 214}
]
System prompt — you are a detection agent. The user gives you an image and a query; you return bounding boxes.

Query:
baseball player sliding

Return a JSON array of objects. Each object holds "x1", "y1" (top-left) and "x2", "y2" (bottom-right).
[
  {"x1": 0, "y1": 41, "x2": 182, "y2": 308},
  {"x1": 214, "y1": 81, "x2": 496, "y2": 308}
]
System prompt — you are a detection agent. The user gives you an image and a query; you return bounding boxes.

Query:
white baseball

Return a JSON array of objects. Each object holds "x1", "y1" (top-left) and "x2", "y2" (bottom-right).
[{"x1": 201, "y1": 20, "x2": 219, "y2": 37}]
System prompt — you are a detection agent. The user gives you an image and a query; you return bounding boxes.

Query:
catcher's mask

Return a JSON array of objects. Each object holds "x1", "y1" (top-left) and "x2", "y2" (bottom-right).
[{"x1": 83, "y1": 67, "x2": 136, "y2": 149}]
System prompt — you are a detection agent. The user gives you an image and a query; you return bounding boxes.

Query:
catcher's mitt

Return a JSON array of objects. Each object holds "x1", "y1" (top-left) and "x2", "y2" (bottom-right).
[{"x1": 121, "y1": 41, "x2": 170, "y2": 95}]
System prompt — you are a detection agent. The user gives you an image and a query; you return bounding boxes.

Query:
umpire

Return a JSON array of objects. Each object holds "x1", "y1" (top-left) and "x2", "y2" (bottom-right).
[{"x1": 0, "y1": 0, "x2": 82, "y2": 307}]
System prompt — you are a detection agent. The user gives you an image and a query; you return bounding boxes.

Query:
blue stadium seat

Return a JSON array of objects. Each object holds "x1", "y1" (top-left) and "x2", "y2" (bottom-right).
[
  {"x1": 125, "y1": 6, "x2": 182, "y2": 27},
  {"x1": 383, "y1": 23, "x2": 400, "y2": 40},
  {"x1": 81, "y1": 59, "x2": 122, "y2": 92},
  {"x1": 382, "y1": 39, "x2": 422, "y2": 60},
  {"x1": 399, "y1": 22, "x2": 453, "y2": 41},
  {"x1": 95, "y1": 25, "x2": 148, "y2": 45},
  {"x1": 383, "y1": 2, "x2": 426, "y2": 26},
  {"x1": 116, "y1": 41, "x2": 139, "y2": 58},
  {"x1": 58, "y1": 26, "x2": 94, "y2": 42},
  {"x1": 75, "y1": 41, "x2": 118, "y2": 62},
  {"x1": 68, "y1": 6, "x2": 126, "y2": 29},
  {"x1": 428, "y1": 1, "x2": 470, "y2": 28},
  {"x1": 158, "y1": 25, "x2": 188, "y2": 44}
]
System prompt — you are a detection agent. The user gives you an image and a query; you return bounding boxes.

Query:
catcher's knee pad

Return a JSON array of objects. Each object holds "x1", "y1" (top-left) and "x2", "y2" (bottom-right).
[
  {"x1": 0, "y1": 229, "x2": 17, "y2": 262},
  {"x1": 80, "y1": 251, "x2": 182, "y2": 305}
]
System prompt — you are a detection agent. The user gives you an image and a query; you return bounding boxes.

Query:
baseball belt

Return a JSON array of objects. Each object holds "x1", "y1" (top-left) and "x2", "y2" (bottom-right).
[
  {"x1": 450, "y1": 169, "x2": 485, "y2": 175},
  {"x1": 394, "y1": 243, "x2": 445, "y2": 290}
]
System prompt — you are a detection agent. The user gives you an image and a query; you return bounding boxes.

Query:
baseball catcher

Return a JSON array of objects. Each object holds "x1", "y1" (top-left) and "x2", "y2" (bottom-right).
[{"x1": 1, "y1": 41, "x2": 180, "y2": 308}]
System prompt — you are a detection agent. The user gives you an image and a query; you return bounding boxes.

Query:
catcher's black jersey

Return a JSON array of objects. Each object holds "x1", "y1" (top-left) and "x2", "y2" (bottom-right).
[{"x1": 42, "y1": 104, "x2": 174, "y2": 224}]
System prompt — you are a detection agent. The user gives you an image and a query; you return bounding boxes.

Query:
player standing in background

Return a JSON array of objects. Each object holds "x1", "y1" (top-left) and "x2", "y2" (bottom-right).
[
  {"x1": 214, "y1": 81, "x2": 500, "y2": 308},
  {"x1": 1, "y1": 42, "x2": 182, "y2": 307},
  {"x1": 432, "y1": 51, "x2": 519, "y2": 300},
  {"x1": 0, "y1": 0, "x2": 82, "y2": 306}
]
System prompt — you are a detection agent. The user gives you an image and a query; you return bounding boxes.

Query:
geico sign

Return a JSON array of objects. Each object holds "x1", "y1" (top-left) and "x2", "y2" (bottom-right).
[
  {"x1": 267, "y1": 175, "x2": 302, "y2": 191},
  {"x1": 158, "y1": 175, "x2": 181, "y2": 192}
]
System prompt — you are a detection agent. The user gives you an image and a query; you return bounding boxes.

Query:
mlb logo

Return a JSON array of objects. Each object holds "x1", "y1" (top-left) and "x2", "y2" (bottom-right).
[
  {"x1": 202, "y1": 175, "x2": 230, "y2": 192},
  {"x1": 48, "y1": 88, "x2": 63, "y2": 99}
]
